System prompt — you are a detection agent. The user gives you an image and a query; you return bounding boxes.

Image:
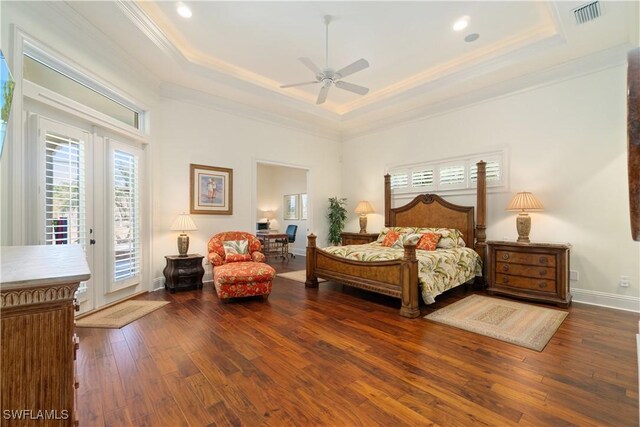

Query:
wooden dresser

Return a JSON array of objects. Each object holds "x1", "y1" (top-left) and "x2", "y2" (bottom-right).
[
  {"x1": 487, "y1": 241, "x2": 571, "y2": 307},
  {"x1": 1, "y1": 245, "x2": 91, "y2": 426},
  {"x1": 340, "y1": 232, "x2": 378, "y2": 246}
]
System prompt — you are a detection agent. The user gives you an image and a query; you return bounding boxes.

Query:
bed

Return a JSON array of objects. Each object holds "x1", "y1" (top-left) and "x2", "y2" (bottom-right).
[{"x1": 305, "y1": 161, "x2": 487, "y2": 318}]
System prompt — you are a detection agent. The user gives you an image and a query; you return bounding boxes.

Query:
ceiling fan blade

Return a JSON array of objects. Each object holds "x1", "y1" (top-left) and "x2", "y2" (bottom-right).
[
  {"x1": 335, "y1": 58, "x2": 369, "y2": 79},
  {"x1": 298, "y1": 57, "x2": 321, "y2": 75},
  {"x1": 280, "y1": 81, "x2": 319, "y2": 89},
  {"x1": 316, "y1": 85, "x2": 330, "y2": 104},
  {"x1": 335, "y1": 80, "x2": 369, "y2": 96}
]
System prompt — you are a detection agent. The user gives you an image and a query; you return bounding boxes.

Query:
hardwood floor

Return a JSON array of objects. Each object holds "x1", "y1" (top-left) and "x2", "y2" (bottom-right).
[{"x1": 76, "y1": 257, "x2": 639, "y2": 426}]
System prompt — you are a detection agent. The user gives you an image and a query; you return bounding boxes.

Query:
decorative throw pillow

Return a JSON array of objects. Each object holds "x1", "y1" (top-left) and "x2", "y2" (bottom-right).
[
  {"x1": 382, "y1": 230, "x2": 401, "y2": 247},
  {"x1": 223, "y1": 240, "x2": 250, "y2": 262},
  {"x1": 416, "y1": 233, "x2": 441, "y2": 251},
  {"x1": 392, "y1": 232, "x2": 421, "y2": 249}
]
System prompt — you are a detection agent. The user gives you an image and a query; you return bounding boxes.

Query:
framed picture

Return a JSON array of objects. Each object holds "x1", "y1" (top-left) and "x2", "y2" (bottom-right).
[
  {"x1": 300, "y1": 193, "x2": 308, "y2": 220},
  {"x1": 1, "y1": 50, "x2": 15, "y2": 159},
  {"x1": 190, "y1": 164, "x2": 233, "y2": 215},
  {"x1": 283, "y1": 194, "x2": 299, "y2": 220}
]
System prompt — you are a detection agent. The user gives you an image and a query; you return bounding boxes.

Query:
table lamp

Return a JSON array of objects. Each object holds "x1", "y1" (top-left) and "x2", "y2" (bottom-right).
[
  {"x1": 264, "y1": 210, "x2": 275, "y2": 229},
  {"x1": 170, "y1": 213, "x2": 197, "y2": 256},
  {"x1": 506, "y1": 192, "x2": 544, "y2": 243},
  {"x1": 355, "y1": 200, "x2": 375, "y2": 233}
]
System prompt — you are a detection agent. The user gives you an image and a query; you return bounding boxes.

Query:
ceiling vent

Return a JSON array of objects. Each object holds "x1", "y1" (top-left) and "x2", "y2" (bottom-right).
[{"x1": 573, "y1": 1, "x2": 601, "y2": 25}]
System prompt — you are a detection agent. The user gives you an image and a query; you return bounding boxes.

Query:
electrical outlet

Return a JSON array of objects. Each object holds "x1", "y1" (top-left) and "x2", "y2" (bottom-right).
[
  {"x1": 619, "y1": 275, "x2": 630, "y2": 288},
  {"x1": 569, "y1": 270, "x2": 579, "y2": 281}
]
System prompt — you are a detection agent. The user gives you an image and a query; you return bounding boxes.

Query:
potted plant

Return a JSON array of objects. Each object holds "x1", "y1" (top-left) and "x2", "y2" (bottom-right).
[{"x1": 327, "y1": 197, "x2": 347, "y2": 245}]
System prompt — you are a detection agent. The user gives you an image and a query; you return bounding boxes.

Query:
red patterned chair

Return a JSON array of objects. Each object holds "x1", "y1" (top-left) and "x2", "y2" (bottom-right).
[{"x1": 207, "y1": 231, "x2": 276, "y2": 302}]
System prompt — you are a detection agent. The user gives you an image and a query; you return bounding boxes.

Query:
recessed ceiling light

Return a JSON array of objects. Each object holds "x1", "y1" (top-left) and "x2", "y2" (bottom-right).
[
  {"x1": 176, "y1": 2, "x2": 192, "y2": 18},
  {"x1": 464, "y1": 33, "x2": 480, "y2": 43},
  {"x1": 453, "y1": 15, "x2": 470, "y2": 32}
]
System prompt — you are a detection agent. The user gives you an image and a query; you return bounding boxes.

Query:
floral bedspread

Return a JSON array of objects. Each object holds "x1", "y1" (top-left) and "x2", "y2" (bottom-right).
[{"x1": 322, "y1": 242, "x2": 482, "y2": 304}]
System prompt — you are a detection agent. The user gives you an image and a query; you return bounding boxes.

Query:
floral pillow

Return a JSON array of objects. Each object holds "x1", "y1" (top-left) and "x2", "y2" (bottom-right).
[
  {"x1": 223, "y1": 240, "x2": 251, "y2": 262},
  {"x1": 382, "y1": 230, "x2": 402, "y2": 247},
  {"x1": 377, "y1": 227, "x2": 465, "y2": 248},
  {"x1": 392, "y1": 232, "x2": 421, "y2": 249},
  {"x1": 416, "y1": 232, "x2": 441, "y2": 251}
]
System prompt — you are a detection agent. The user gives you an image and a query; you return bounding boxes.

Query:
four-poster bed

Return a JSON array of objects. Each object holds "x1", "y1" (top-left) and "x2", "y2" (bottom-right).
[{"x1": 305, "y1": 161, "x2": 487, "y2": 318}]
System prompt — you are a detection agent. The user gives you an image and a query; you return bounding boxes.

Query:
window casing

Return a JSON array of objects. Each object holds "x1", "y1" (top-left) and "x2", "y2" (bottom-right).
[{"x1": 389, "y1": 150, "x2": 507, "y2": 196}]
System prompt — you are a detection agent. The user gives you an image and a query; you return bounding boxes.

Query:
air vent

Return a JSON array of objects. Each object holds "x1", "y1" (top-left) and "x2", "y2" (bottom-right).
[{"x1": 573, "y1": 1, "x2": 601, "y2": 25}]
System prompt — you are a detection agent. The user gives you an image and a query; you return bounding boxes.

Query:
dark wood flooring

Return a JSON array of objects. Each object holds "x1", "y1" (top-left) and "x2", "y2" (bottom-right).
[{"x1": 76, "y1": 256, "x2": 639, "y2": 426}]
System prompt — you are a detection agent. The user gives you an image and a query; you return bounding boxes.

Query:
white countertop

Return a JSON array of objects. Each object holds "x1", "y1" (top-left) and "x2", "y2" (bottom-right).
[{"x1": 1, "y1": 245, "x2": 91, "y2": 290}]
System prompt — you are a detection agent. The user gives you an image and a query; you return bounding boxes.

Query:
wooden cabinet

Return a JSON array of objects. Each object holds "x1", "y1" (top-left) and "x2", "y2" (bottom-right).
[
  {"x1": 487, "y1": 241, "x2": 571, "y2": 307},
  {"x1": 163, "y1": 254, "x2": 205, "y2": 292},
  {"x1": 340, "y1": 232, "x2": 378, "y2": 246},
  {"x1": 1, "y1": 245, "x2": 91, "y2": 426}
]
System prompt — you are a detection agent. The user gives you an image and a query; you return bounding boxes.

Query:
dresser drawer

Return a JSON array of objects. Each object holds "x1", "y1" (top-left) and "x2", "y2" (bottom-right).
[
  {"x1": 495, "y1": 273, "x2": 557, "y2": 293},
  {"x1": 176, "y1": 258, "x2": 201, "y2": 268},
  {"x1": 496, "y1": 250, "x2": 556, "y2": 267},
  {"x1": 496, "y1": 262, "x2": 555, "y2": 279}
]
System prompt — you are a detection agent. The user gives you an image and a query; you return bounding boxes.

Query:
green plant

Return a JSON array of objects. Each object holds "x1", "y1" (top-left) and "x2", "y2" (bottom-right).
[{"x1": 327, "y1": 196, "x2": 347, "y2": 245}]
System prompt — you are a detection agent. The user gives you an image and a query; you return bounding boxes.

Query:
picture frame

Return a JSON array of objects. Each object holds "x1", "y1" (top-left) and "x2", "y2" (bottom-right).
[
  {"x1": 190, "y1": 164, "x2": 233, "y2": 215},
  {"x1": 300, "y1": 193, "x2": 308, "y2": 220},
  {"x1": 283, "y1": 194, "x2": 299, "y2": 220}
]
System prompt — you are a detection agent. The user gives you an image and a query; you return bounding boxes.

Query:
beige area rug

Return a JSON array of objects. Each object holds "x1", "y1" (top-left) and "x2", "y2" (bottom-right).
[
  {"x1": 76, "y1": 300, "x2": 170, "y2": 329},
  {"x1": 277, "y1": 270, "x2": 327, "y2": 284},
  {"x1": 425, "y1": 294, "x2": 568, "y2": 351}
]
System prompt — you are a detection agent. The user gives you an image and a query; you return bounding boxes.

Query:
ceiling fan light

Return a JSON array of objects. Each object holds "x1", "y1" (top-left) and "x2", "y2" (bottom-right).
[
  {"x1": 453, "y1": 15, "x2": 470, "y2": 32},
  {"x1": 176, "y1": 2, "x2": 192, "y2": 18}
]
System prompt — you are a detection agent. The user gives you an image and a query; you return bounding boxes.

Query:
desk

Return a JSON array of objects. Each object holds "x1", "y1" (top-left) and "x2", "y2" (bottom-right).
[{"x1": 256, "y1": 232, "x2": 288, "y2": 260}]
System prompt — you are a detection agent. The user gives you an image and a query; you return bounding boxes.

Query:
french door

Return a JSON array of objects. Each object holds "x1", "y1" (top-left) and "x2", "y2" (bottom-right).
[
  {"x1": 37, "y1": 117, "x2": 95, "y2": 311},
  {"x1": 35, "y1": 116, "x2": 144, "y2": 313}
]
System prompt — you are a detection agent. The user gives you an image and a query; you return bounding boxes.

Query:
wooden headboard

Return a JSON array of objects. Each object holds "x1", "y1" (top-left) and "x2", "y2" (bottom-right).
[
  {"x1": 388, "y1": 194, "x2": 475, "y2": 249},
  {"x1": 383, "y1": 161, "x2": 487, "y2": 261}
]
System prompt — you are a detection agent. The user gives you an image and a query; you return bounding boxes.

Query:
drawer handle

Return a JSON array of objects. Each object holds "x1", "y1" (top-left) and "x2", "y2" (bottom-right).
[
  {"x1": 538, "y1": 282, "x2": 547, "y2": 289},
  {"x1": 539, "y1": 270, "x2": 547, "y2": 277},
  {"x1": 502, "y1": 253, "x2": 510, "y2": 260},
  {"x1": 501, "y1": 265, "x2": 510, "y2": 272},
  {"x1": 502, "y1": 276, "x2": 510, "y2": 284},
  {"x1": 539, "y1": 257, "x2": 548, "y2": 265}
]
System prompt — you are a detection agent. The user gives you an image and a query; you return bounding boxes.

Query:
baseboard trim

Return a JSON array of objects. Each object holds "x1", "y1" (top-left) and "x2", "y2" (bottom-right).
[
  {"x1": 75, "y1": 290, "x2": 149, "y2": 319},
  {"x1": 571, "y1": 288, "x2": 640, "y2": 313},
  {"x1": 153, "y1": 275, "x2": 213, "y2": 291}
]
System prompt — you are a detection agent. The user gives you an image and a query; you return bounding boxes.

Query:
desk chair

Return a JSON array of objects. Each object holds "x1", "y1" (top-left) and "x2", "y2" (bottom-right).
[{"x1": 277, "y1": 225, "x2": 298, "y2": 260}]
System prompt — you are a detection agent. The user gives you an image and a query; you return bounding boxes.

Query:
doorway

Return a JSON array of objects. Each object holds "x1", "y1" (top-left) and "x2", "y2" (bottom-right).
[{"x1": 255, "y1": 161, "x2": 310, "y2": 258}]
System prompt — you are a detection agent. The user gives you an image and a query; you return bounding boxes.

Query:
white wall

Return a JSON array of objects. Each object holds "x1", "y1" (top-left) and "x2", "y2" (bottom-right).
[
  {"x1": 153, "y1": 97, "x2": 341, "y2": 283},
  {"x1": 257, "y1": 163, "x2": 308, "y2": 255},
  {"x1": 341, "y1": 65, "x2": 639, "y2": 310}
]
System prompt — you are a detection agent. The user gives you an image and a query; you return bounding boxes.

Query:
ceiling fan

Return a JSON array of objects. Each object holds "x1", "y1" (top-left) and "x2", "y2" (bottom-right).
[{"x1": 280, "y1": 15, "x2": 370, "y2": 105}]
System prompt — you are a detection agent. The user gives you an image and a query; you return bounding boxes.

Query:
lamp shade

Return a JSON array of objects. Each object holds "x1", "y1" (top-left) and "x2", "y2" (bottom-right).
[
  {"x1": 506, "y1": 192, "x2": 544, "y2": 212},
  {"x1": 264, "y1": 210, "x2": 275, "y2": 219},
  {"x1": 355, "y1": 200, "x2": 375, "y2": 215},
  {"x1": 170, "y1": 214, "x2": 197, "y2": 232}
]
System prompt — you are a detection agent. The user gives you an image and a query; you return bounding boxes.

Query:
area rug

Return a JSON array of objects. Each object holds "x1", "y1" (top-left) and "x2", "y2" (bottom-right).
[
  {"x1": 425, "y1": 294, "x2": 567, "y2": 351},
  {"x1": 76, "y1": 300, "x2": 169, "y2": 329},
  {"x1": 277, "y1": 270, "x2": 326, "y2": 284}
]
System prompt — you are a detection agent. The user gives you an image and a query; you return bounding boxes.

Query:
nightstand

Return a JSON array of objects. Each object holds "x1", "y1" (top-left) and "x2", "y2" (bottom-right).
[
  {"x1": 487, "y1": 241, "x2": 571, "y2": 307},
  {"x1": 341, "y1": 232, "x2": 378, "y2": 246},
  {"x1": 163, "y1": 254, "x2": 205, "y2": 293}
]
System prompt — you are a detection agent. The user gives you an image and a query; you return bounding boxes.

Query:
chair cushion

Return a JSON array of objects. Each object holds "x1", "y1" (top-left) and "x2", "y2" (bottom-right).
[{"x1": 214, "y1": 262, "x2": 276, "y2": 285}]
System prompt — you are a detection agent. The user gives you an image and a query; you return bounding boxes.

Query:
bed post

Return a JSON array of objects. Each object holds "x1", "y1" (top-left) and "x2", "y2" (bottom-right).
[
  {"x1": 384, "y1": 174, "x2": 391, "y2": 227},
  {"x1": 400, "y1": 244, "x2": 420, "y2": 318},
  {"x1": 476, "y1": 161, "x2": 487, "y2": 284},
  {"x1": 305, "y1": 234, "x2": 319, "y2": 288}
]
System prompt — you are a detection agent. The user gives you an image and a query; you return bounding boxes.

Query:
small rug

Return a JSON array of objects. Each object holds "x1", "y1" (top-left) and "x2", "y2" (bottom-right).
[
  {"x1": 277, "y1": 270, "x2": 327, "y2": 284},
  {"x1": 425, "y1": 294, "x2": 567, "y2": 351},
  {"x1": 76, "y1": 300, "x2": 169, "y2": 329}
]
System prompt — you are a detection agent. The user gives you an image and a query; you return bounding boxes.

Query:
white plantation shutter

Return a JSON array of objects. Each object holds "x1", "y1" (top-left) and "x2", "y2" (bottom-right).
[
  {"x1": 411, "y1": 169, "x2": 434, "y2": 188},
  {"x1": 439, "y1": 165, "x2": 466, "y2": 187},
  {"x1": 44, "y1": 133, "x2": 86, "y2": 247},
  {"x1": 113, "y1": 148, "x2": 140, "y2": 283},
  {"x1": 390, "y1": 171, "x2": 409, "y2": 190},
  {"x1": 470, "y1": 160, "x2": 501, "y2": 183}
]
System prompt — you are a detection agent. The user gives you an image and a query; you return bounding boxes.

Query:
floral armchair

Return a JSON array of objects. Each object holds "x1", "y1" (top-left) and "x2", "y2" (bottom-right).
[{"x1": 207, "y1": 231, "x2": 266, "y2": 266}]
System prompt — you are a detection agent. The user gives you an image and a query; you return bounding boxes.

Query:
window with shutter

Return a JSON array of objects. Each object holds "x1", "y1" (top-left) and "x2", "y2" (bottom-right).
[
  {"x1": 470, "y1": 160, "x2": 501, "y2": 183},
  {"x1": 439, "y1": 165, "x2": 466, "y2": 187},
  {"x1": 113, "y1": 148, "x2": 140, "y2": 284},
  {"x1": 412, "y1": 169, "x2": 434, "y2": 187},
  {"x1": 390, "y1": 172, "x2": 409, "y2": 190}
]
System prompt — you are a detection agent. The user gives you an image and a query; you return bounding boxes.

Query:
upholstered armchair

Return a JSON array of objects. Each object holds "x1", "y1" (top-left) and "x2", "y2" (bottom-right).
[{"x1": 207, "y1": 231, "x2": 266, "y2": 266}]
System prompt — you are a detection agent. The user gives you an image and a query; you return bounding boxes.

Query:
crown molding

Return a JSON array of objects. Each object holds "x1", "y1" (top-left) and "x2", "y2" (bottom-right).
[{"x1": 159, "y1": 83, "x2": 341, "y2": 141}]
